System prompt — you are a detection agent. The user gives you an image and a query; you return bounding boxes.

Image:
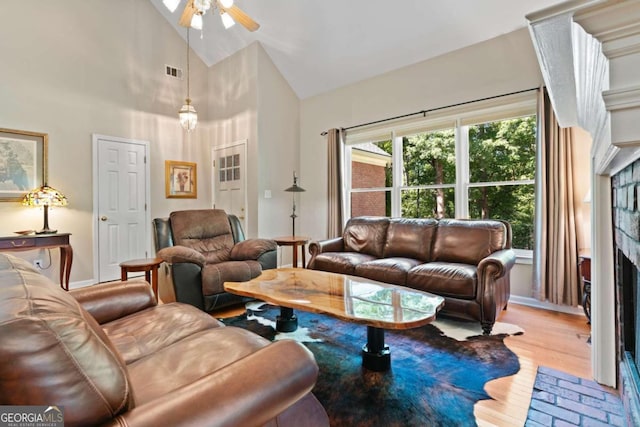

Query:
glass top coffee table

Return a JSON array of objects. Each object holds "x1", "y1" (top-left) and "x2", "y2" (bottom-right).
[{"x1": 224, "y1": 268, "x2": 444, "y2": 371}]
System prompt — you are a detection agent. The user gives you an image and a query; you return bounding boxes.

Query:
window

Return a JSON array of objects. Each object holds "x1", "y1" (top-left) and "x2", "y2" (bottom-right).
[
  {"x1": 468, "y1": 117, "x2": 536, "y2": 249},
  {"x1": 401, "y1": 128, "x2": 456, "y2": 219},
  {"x1": 349, "y1": 141, "x2": 392, "y2": 217},
  {"x1": 344, "y1": 92, "x2": 537, "y2": 252}
]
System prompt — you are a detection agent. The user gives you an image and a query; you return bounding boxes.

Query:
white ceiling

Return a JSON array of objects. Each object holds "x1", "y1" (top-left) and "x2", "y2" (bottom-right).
[{"x1": 149, "y1": 0, "x2": 567, "y2": 99}]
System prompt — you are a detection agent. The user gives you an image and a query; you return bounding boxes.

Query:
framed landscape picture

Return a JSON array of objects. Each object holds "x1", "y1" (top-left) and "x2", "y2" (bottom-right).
[
  {"x1": 165, "y1": 160, "x2": 197, "y2": 198},
  {"x1": 0, "y1": 128, "x2": 47, "y2": 201}
]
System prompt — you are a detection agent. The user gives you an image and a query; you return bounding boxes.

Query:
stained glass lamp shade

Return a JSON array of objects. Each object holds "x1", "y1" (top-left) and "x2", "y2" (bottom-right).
[{"x1": 22, "y1": 185, "x2": 68, "y2": 234}]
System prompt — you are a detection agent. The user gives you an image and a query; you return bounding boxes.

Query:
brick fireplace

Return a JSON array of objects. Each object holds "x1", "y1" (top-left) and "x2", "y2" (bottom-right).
[
  {"x1": 612, "y1": 159, "x2": 640, "y2": 425},
  {"x1": 528, "y1": 0, "x2": 640, "y2": 398}
]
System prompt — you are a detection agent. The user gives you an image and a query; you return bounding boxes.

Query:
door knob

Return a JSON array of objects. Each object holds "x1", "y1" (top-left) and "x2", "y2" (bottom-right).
[{"x1": 100, "y1": 216, "x2": 108, "y2": 221}]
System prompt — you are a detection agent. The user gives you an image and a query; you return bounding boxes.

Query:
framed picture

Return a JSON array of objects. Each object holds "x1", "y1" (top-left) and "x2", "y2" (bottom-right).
[
  {"x1": 0, "y1": 128, "x2": 47, "y2": 201},
  {"x1": 165, "y1": 160, "x2": 197, "y2": 198}
]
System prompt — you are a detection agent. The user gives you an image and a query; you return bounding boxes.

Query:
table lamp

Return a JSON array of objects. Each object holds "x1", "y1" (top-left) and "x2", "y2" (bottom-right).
[
  {"x1": 284, "y1": 171, "x2": 305, "y2": 236},
  {"x1": 22, "y1": 185, "x2": 68, "y2": 234}
]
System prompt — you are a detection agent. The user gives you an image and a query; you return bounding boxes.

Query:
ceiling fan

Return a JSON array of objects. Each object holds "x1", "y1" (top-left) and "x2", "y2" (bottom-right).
[{"x1": 166, "y1": 0, "x2": 260, "y2": 32}]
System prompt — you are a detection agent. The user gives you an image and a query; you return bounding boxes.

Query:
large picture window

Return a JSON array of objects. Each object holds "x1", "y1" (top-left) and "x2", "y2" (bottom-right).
[{"x1": 344, "y1": 93, "x2": 536, "y2": 253}]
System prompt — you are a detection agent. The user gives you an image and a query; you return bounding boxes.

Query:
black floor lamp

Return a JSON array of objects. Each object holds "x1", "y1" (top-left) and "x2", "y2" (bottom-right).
[{"x1": 284, "y1": 171, "x2": 305, "y2": 237}]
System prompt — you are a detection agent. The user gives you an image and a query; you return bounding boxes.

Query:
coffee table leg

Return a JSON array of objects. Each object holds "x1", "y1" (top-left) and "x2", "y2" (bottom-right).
[
  {"x1": 362, "y1": 326, "x2": 391, "y2": 371},
  {"x1": 276, "y1": 307, "x2": 298, "y2": 332}
]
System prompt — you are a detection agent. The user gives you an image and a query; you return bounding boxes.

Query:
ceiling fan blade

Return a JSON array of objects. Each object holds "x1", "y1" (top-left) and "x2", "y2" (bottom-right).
[
  {"x1": 223, "y1": 5, "x2": 260, "y2": 32},
  {"x1": 179, "y1": 0, "x2": 197, "y2": 27}
]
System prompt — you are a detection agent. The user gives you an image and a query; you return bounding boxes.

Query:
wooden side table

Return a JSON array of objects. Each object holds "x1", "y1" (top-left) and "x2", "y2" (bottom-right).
[
  {"x1": 0, "y1": 233, "x2": 73, "y2": 290},
  {"x1": 273, "y1": 236, "x2": 311, "y2": 268},
  {"x1": 119, "y1": 257, "x2": 163, "y2": 297}
]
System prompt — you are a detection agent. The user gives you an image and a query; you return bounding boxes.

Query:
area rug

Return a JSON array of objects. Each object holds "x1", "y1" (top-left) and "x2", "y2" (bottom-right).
[{"x1": 221, "y1": 303, "x2": 521, "y2": 427}]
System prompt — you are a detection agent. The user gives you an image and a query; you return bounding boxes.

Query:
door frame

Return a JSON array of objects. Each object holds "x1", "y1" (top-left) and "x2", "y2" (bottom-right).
[
  {"x1": 212, "y1": 139, "x2": 248, "y2": 230},
  {"x1": 92, "y1": 134, "x2": 151, "y2": 283}
]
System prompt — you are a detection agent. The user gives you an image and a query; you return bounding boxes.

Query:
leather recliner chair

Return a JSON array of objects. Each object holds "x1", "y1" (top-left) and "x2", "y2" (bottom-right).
[{"x1": 153, "y1": 209, "x2": 277, "y2": 312}]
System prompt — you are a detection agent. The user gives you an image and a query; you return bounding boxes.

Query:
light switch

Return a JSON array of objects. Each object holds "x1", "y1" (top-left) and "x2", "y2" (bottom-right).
[{"x1": 264, "y1": 190, "x2": 272, "y2": 199}]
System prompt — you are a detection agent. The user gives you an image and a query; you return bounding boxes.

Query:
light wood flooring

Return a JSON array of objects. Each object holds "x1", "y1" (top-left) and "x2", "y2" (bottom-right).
[
  {"x1": 475, "y1": 303, "x2": 593, "y2": 427},
  {"x1": 214, "y1": 302, "x2": 594, "y2": 427}
]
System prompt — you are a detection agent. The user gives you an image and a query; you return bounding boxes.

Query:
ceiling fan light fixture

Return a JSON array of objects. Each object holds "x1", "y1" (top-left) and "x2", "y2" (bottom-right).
[
  {"x1": 219, "y1": 0, "x2": 234, "y2": 8},
  {"x1": 179, "y1": 99, "x2": 198, "y2": 131},
  {"x1": 190, "y1": 13, "x2": 203, "y2": 30},
  {"x1": 220, "y1": 12, "x2": 235, "y2": 29},
  {"x1": 194, "y1": 0, "x2": 213, "y2": 14},
  {"x1": 163, "y1": 0, "x2": 181, "y2": 13}
]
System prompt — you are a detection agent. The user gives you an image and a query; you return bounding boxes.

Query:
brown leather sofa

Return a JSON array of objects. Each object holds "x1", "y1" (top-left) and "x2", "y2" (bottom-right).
[
  {"x1": 153, "y1": 209, "x2": 277, "y2": 313},
  {"x1": 308, "y1": 217, "x2": 516, "y2": 334},
  {"x1": 0, "y1": 253, "x2": 328, "y2": 427}
]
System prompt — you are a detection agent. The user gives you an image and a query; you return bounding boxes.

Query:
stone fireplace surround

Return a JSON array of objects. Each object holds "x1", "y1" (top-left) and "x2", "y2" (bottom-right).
[
  {"x1": 612, "y1": 159, "x2": 640, "y2": 425},
  {"x1": 528, "y1": 0, "x2": 640, "y2": 423}
]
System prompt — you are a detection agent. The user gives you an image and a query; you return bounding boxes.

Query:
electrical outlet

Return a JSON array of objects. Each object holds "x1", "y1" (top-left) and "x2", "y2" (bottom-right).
[{"x1": 33, "y1": 259, "x2": 43, "y2": 269}]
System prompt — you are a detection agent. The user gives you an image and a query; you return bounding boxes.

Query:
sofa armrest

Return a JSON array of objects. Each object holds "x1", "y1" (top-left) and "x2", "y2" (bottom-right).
[
  {"x1": 309, "y1": 237, "x2": 344, "y2": 256},
  {"x1": 157, "y1": 246, "x2": 205, "y2": 267},
  {"x1": 477, "y1": 249, "x2": 516, "y2": 279},
  {"x1": 230, "y1": 238, "x2": 277, "y2": 261},
  {"x1": 70, "y1": 280, "x2": 156, "y2": 324},
  {"x1": 103, "y1": 340, "x2": 322, "y2": 427}
]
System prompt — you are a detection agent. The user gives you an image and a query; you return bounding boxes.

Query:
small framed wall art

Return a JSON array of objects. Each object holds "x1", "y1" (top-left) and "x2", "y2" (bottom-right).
[
  {"x1": 165, "y1": 160, "x2": 197, "y2": 199},
  {"x1": 0, "y1": 128, "x2": 48, "y2": 201}
]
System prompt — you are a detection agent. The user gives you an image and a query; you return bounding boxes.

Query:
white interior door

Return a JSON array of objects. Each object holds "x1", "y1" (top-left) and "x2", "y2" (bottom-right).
[
  {"x1": 213, "y1": 141, "x2": 247, "y2": 230},
  {"x1": 94, "y1": 135, "x2": 149, "y2": 282}
]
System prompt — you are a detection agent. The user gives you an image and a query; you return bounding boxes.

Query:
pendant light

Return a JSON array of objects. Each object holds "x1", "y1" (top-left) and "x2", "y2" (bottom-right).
[{"x1": 179, "y1": 28, "x2": 198, "y2": 131}]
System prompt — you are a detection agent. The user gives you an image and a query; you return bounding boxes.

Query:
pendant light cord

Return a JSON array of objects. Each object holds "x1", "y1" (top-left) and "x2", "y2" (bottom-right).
[{"x1": 186, "y1": 28, "x2": 191, "y2": 100}]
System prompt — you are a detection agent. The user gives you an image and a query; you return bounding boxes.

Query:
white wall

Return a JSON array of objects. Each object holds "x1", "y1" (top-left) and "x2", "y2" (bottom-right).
[
  {"x1": 0, "y1": 1, "x2": 212, "y2": 283},
  {"x1": 207, "y1": 42, "x2": 259, "y2": 235},
  {"x1": 299, "y1": 28, "x2": 546, "y2": 298},
  {"x1": 256, "y1": 44, "x2": 301, "y2": 264},
  {"x1": 207, "y1": 42, "x2": 300, "y2": 250}
]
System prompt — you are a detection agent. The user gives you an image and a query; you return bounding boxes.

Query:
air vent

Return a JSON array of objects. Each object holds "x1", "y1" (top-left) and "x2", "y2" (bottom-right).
[{"x1": 165, "y1": 65, "x2": 183, "y2": 80}]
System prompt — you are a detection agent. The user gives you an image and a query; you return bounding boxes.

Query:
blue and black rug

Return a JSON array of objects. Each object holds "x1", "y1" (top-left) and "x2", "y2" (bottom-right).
[{"x1": 221, "y1": 303, "x2": 521, "y2": 427}]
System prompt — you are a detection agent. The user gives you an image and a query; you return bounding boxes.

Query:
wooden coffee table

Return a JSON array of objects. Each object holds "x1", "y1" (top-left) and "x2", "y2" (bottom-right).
[{"x1": 224, "y1": 268, "x2": 444, "y2": 371}]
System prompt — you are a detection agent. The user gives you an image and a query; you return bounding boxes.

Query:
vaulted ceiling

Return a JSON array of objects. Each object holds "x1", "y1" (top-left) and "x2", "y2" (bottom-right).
[{"x1": 150, "y1": 0, "x2": 567, "y2": 99}]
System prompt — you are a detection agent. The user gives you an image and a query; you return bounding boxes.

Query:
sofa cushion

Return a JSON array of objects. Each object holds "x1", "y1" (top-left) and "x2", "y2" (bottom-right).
[
  {"x1": 355, "y1": 257, "x2": 422, "y2": 286},
  {"x1": 343, "y1": 216, "x2": 390, "y2": 258},
  {"x1": 202, "y1": 260, "x2": 262, "y2": 296},
  {"x1": 102, "y1": 302, "x2": 225, "y2": 364},
  {"x1": 407, "y1": 262, "x2": 477, "y2": 299},
  {"x1": 127, "y1": 326, "x2": 271, "y2": 405},
  {"x1": 383, "y1": 218, "x2": 438, "y2": 261},
  {"x1": 432, "y1": 219, "x2": 507, "y2": 265},
  {"x1": 170, "y1": 209, "x2": 235, "y2": 263},
  {"x1": 310, "y1": 252, "x2": 377, "y2": 276},
  {"x1": 0, "y1": 264, "x2": 132, "y2": 426}
]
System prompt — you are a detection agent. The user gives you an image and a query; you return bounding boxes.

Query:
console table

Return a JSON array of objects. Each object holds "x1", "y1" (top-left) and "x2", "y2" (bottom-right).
[{"x1": 0, "y1": 233, "x2": 73, "y2": 290}]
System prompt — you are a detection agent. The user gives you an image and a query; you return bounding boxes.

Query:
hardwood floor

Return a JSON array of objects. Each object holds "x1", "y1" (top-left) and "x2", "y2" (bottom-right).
[
  {"x1": 474, "y1": 303, "x2": 593, "y2": 426},
  {"x1": 214, "y1": 302, "x2": 594, "y2": 426}
]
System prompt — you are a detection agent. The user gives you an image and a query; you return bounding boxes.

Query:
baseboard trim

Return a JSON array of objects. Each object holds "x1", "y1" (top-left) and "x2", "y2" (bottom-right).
[{"x1": 510, "y1": 295, "x2": 586, "y2": 316}]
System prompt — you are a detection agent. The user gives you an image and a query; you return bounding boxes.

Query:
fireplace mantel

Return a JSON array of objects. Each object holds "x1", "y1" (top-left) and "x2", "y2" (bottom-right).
[{"x1": 527, "y1": 0, "x2": 640, "y2": 391}]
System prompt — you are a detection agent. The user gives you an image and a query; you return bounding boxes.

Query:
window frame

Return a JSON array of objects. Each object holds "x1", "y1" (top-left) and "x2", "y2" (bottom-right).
[{"x1": 343, "y1": 92, "x2": 537, "y2": 255}]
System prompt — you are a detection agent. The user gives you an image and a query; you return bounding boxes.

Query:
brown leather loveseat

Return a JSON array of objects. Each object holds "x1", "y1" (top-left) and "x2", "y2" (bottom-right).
[
  {"x1": 0, "y1": 253, "x2": 328, "y2": 427},
  {"x1": 308, "y1": 217, "x2": 516, "y2": 334}
]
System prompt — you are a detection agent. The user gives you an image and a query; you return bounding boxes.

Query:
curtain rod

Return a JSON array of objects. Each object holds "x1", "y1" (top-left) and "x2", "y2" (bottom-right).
[{"x1": 320, "y1": 86, "x2": 540, "y2": 136}]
